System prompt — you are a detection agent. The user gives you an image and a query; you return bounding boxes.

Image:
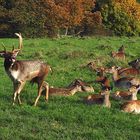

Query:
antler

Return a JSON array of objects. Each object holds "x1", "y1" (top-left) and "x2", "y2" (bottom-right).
[
  {"x1": 2, "y1": 42, "x2": 6, "y2": 52},
  {"x1": 12, "y1": 43, "x2": 20, "y2": 52},
  {"x1": 15, "y1": 33, "x2": 23, "y2": 50}
]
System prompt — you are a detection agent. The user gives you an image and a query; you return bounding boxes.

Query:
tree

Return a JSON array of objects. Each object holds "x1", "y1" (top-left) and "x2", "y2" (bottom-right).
[{"x1": 98, "y1": 0, "x2": 140, "y2": 36}]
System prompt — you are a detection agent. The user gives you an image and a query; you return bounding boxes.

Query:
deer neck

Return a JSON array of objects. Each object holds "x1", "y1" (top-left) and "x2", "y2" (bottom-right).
[
  {"x1": 70, "y1": 87, "x2": 79, "y2": 95},
  {"x1": 112, "y1": 70, "x2": 119, "y2": 81},
  {"x1": 103, "y1": 78, "x2": 110, "y2": 87},
  {"x1": 4, "y1": 58, "x2": 15, "y2": 71},
  {"x1": 131, "y1": 91, "x2": 137, "y2": 100},
  {"x1": 103, "y1": 94, "x2": 111, "y2": 107}
]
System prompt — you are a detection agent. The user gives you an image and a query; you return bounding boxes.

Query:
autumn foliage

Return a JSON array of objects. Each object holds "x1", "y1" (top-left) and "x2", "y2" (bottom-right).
[
  {"x1": 0, "y1": 0, "x2": 140, "y2": 37},
  {"x1": 0, "y1": 0, "x2": 102, "y2": 37},
  {"x1": 98, "y1": 0, "x2": 140, "y2": 36}
]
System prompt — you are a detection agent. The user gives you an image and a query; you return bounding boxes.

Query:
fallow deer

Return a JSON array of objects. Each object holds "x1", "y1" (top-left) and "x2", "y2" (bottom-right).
[
  {"x1": 67, "y1": 79, "x2": 94, "y2": 93},
  {"x1": 95, "y1": 69, "x2": 112, "y2": 90},
  {"x1": 121, "y1": 100, "x2": 140, "y2": 114},
  {"x1": 111, "y1": 51, "x2": 125, "y2": 60},
  {"x1": 84, "y1": 87, "x2": 111, "y2": 108},
  {"x1": 110, "y1": 66, "x2": 140, "y2": 89},
  {"x1": 121, "y1": 86, "x2": 140, "y2": 114},
  {"x1": 118, "y1": 67, "x2": 139, "y2": 77},
  {"x1": 128, "y1": 58, "x2": 140, "y2": 69},
  {"x1": 111, "y1": 45, "x2": 126, "y2": 61},
  {"x1": 46, "y1": 85, "x2": 82, "y2": 96},
  {"x1": 0, "y1": 33, "x2": 51, "y2": 106},
  {"x1": 112, "y1": 85, "x2": 140, "y2": 101},
  {"x1": 87, "y1": 62, "x2": 97, "y2": 72}
]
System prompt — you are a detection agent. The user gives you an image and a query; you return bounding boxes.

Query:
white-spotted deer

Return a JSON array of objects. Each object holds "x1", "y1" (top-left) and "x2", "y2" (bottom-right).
[{"x1": 0, "y1": 33, "x2": 51, "y2": 106}]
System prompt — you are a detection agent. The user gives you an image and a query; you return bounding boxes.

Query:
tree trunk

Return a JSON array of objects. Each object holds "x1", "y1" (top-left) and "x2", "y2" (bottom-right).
[
  {"x1": 57, "y1": 29, "x2": 60, "y2": 38},
  {"x1": 65, "y1": 27, "x2": 68, "y2": 36}
]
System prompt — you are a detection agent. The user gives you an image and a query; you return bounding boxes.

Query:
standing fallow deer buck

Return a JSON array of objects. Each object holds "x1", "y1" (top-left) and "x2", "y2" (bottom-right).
[{"x1": 0, "y1": 33, "x2": 51, "y2": 106}]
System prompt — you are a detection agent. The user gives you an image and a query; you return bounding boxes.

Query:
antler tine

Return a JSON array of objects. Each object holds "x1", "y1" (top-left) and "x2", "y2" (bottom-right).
[
  {"x1": 15, "y1": 32, "x2": 23, "y2": 50},
  {"x1": 2, "y1": 42, "x2": 6, "y2": 52},
  {"x1": 12, "y1": 44, "x2": 15, "y2": 52}
]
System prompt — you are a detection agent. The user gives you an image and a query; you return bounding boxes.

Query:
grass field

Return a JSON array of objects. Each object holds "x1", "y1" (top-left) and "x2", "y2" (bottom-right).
[{"x1": 0, "y1": 36, "x2": 140, "y2": 140}]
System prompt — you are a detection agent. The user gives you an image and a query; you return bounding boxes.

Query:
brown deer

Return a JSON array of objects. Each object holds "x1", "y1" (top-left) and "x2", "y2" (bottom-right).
[
  {"x1": 111, "y1": 51, "x2": 125, "y2": 60},
  {"x1": 87, "y1": 62, "x2": 97, "y2": 72},
  {"x1": 67, "y1": 79, "x2": 94, "y2": 93},
  {"x1": 46, "y1": 85, "x2": 82, "y2": 96},
  {"x1": 95, "y1": 68, "x2": 112, "y2": 90},
  {"x1": 110, "y1": 66, "x2": 140, "y2": 89},
  {"x1": 84, "y1": 87, "x2": 111, "y2": 108},
  {"x1": 112, "y1": 85, "x2": 140, "y2": 101},
  {"x1": 118, "y1": 67, "x2": 139, "y2": 77},
  {"x1": 0, "y1": 33, "x2": 51, "y2": 106},
  {"x1": 121, "y1": 100, "x2": 140, "y2": 114},
  {"x1": 128, "y1": 58, "x2": 140, "y2": 69},
  {"x1": 121, "y1": 86, "x2": 140, "y2": 114},
  {"x1": 111, "y1": 45, "x2": 126, "y2": 61}
]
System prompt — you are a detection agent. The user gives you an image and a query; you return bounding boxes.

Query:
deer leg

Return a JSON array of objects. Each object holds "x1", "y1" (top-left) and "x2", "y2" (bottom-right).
[
  {"x1": 17, "y1": 82, "x2": 26, "y2": 105},
  {"x1": 13, "y1": 82, "x2": 21, "y2": 105},
  {"x1": 13, "y1": 81, "x2": 26, "y2": 105},
  {"x1": 34, "y1": 81, "x2": 43, "y2": 106},
  {"x1": 42, "y1": 81, "x2": 49, "y2": 101}
]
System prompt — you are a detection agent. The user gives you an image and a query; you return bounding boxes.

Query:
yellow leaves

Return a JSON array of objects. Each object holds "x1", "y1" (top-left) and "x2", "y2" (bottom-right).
[{"x1": 114, "y1": 0, "x2": 140, "y2": 21}]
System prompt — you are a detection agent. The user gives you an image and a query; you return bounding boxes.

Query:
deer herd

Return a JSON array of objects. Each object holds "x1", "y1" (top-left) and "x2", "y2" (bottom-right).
[{"x1": 0, "y1": 33, "x2": 140, "y2": 114}]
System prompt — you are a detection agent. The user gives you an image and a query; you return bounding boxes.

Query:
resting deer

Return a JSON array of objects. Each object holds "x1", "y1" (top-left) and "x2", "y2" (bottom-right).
[
  {"x1": 84, "y1": 87, "x2": 111, "y2": 108},
  {"x1": 111, "y1": 45, "x2": 126, "y2": 61},
  {"x1": 0, "y1": 33, "x2": 51, "y2": 106},
  {"x1": 67, "y1": 79, "x2": 94, "y2": 93},
  {"x1": 121, "y1": 100, "x2": 140, "y2": 114},
  {"x1": 96, "y1": 69, "x2": 112, "y2": 90},
  {"x1": 111, "y1": 51, "x2": 125, "y2": 60},
  {"x1": 43, "y1": 85, "x2": 82, "y2": 96},
  {"x1": 111, "y1": 66, "x2": 140, "y2": 89},
  {"x1": 128, "y1": 58, "x2": 140, "y2": 69},
  {"x1": 121, "y1": 85, "x2": 140, "y2": 114},
  {"x1": 112, "y1": 85, "x2": 140, "y2": 101},
  {"x1": 87, "y1": 62, "x2": 97, "y2": 72}
]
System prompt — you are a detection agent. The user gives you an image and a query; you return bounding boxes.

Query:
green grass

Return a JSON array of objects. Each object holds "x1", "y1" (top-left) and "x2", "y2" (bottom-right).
[{"x1": 0, "y1": 36, "x2": 140, "y2": 140}]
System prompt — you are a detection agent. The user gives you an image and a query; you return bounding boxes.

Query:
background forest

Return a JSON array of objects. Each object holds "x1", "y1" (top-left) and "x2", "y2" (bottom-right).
[{"x1": 0, "y1": 0, "x2": 140, "y2": 37}]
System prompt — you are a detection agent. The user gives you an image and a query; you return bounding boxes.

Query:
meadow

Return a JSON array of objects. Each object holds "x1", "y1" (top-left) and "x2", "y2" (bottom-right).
[{"x1": 0, "y1": 36, "x2": 140, "y2": 140}]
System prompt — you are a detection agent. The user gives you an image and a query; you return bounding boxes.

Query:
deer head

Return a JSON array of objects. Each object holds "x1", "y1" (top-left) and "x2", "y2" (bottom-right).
[{"x1": 0, "y1": 33, "x2": 22, "y2": 62}]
